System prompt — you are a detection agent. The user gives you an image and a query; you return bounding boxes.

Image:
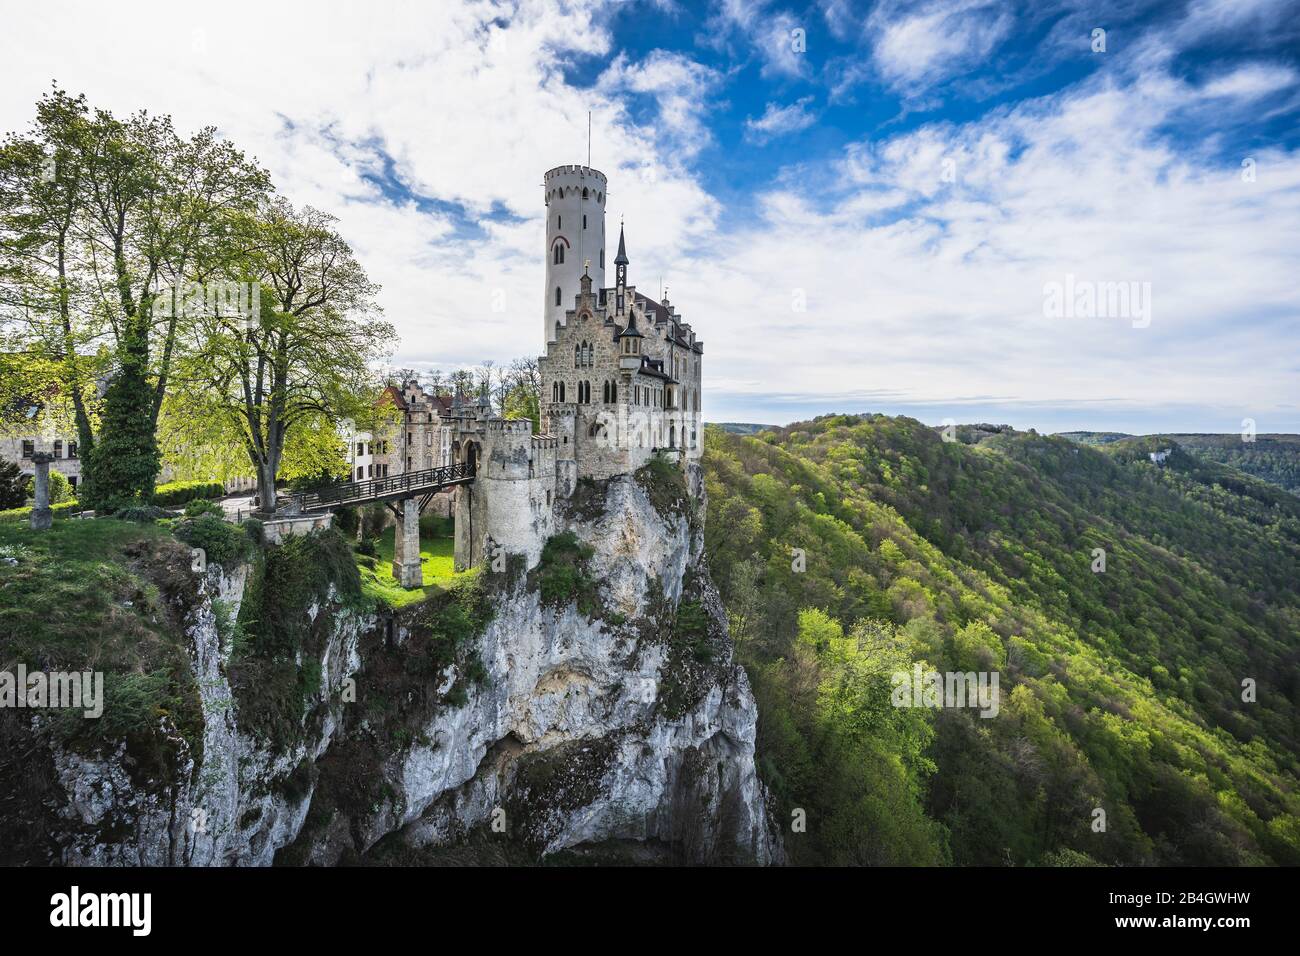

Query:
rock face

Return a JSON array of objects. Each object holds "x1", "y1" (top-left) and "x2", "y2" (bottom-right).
[{"x1": 25, "y1": 464, "x2": 782, "y2": 866}]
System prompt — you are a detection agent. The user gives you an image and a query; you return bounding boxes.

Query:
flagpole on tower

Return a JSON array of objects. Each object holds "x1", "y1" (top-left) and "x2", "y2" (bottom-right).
[{"x1": 587, "y1": 111, "x2": 591, "y2": 167}]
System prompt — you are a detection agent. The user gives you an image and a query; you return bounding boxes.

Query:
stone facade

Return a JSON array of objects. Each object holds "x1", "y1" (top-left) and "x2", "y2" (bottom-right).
[
  {"x1": 347, "y1": 382, "x2": 454, "y2": 483},
  {"x1": 450, "y1": 165, "x2": 704, "y2": 572},
  {"x1": 0, "y1": 432, "x2": 83, "y2": 492}
]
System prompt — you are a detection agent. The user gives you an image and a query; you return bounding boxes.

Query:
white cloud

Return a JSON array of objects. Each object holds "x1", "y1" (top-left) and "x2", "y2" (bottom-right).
[
  {"x1": 745, "y1": 96, "x2": 818, "y2": 142},
  {"x1": 596, "y1": 50, "x2": 724, "y2": 157},
  {"x1": 1201, "y1": 63, "x2": 1298, "y2": 99},
  {"x1": 868, "y1": 0, "x2": 1014, "y2": 94},
  {"x1": 1, "y1": 0, "x2": 1297, "y2": 431},
  {"x1": 702, "y1": 0, "x2": 811, "y2": 79}
]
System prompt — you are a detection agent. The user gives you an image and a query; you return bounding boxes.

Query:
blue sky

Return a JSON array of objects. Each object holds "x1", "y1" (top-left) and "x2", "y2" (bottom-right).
[{"x1": 3, "y1": 0, "x2": 1299, "y2": 433}]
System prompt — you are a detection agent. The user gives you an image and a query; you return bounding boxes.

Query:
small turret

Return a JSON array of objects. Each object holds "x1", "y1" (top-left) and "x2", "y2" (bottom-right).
[{"x1": 617, "y1": 310, "x2": 643, "y2": 369}]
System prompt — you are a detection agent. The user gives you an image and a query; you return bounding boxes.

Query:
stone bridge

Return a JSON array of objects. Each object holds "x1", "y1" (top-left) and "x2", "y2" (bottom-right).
[{"x1": 294, "y1": 461, "x2": 475, "y2": 588}]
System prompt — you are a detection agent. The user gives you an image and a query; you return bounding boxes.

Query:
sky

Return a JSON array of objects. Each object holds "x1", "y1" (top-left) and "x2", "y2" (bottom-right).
[{"x1": 2, "y1": 0, "x2": 1298, "y2": 433}]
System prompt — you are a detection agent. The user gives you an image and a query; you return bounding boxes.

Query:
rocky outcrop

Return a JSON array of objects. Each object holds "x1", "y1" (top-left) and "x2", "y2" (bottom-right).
[{"x1": 25, "y1": 463, "x2": 782, "y2": 866}]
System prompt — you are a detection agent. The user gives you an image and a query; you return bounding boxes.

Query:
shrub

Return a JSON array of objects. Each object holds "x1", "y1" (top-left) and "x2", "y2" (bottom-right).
[
  {"x1": 0, "y1": 500, "x2": 84, "y2": 520},
  {"x1": 242, "y1": 517, "x2": 265, "y2": 548},
  {"x1": 115, "y1": 504, "x2": 172, "y2": 523},
  {"x1": 635, "y1": 454, "x2": 687, "y2": 515},
  {"x1": 334, "y1": 505, "x2": 360, "y2": 537},
  {"x1": 0, "y1": 459, "x2": 25, "y2": 509},
  {"x1": 535, "y1": 531, "x2": 599, "y2": 615},
  {"x1": 184, "y1": 498, "x2": 224, "y2": 518},
  {"x1": 24, "y1": 470, "x2": 74, "y2": 504},
  {"x1": 154, "y1": 480, "x2": 225, "y2": 507},
  {"x1": 173, "y1": 513, "x2": 252, "y2": 568}
]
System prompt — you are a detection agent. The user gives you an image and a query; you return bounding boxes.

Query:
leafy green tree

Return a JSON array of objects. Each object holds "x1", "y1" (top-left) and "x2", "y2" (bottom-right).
[
  {"x1": 0, "y1": 86, "x2": 271, "y2": 508},
  {"x1": 170, "y1": 199, "x2": 392, "y2": 512}
]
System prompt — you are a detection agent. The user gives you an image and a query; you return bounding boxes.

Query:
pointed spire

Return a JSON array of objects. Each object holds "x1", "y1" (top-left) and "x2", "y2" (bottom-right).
[
  {"x1": 617, "y1": 310, "x2": 643, "y2": 338},
  {"x1": 614, "y1": 223, "x2": 629, "y2": 266}
]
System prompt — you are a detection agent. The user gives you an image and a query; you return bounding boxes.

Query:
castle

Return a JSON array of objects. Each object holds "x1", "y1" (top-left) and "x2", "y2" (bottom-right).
[{"x1": 443, "y1": 164, "x2": 704, "y2": 575}]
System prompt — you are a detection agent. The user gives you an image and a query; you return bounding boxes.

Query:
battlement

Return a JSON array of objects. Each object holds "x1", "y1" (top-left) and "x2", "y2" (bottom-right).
[
  {"x1": 531, "y1": 434, "x2": 558, "y2": 449},
  {"x1": 487, "y1": 419, "x2": 533, "y2": 434},
  {"x1": 544, "y1": 164, "x2": 607, "y2": 183}
]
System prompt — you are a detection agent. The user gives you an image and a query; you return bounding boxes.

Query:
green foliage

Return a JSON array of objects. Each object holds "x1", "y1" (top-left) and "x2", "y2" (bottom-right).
[
  {"x1": 84, "y1": 352, "x2": 162, "y2": 510},
  {"x1": 183, "y1": 498, "x2": 224, "y2": 518},
  {"x1": 114, "y1": 505, "x2": 171, "y2": 523},
  {"x1": 635, "y1": 454, "x2": 687, "y2": 516},
  {"x1": 704, "y1": 416, "x2": 1300, "y2": 866},
  {"x1": 0, "y1": 459, "x2": 26, "y2": 509},
  {"x1": 230, "y1": 529, "x2": 361, "y2": 745},
  {"x1": 535, "y1": 531, "x2": 598, "y2": 615},
  {"x1": 172, "y1": 513, "x2": 252, "y2": 568},
  {"x1": 242, "y1": 517, "x2": 264, "y2": 548},
  {"x1": 334, "y1": 505, "x2": 360, "y2": 537},
  {"x1": 153, "y1": 480, "x2": 225, "y2": 507},
  {"x1": 23, "y1": 470, "x2": 73, "y2": 504},
  {"x1": 0, "y1": 500, "x2": 83, "y2": 520},
  {"x1": 0, "y1": 515, "x2": 204, "y2": 778}
]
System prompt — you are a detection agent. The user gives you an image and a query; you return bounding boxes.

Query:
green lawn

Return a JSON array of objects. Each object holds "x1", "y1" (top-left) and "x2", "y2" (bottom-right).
[{"x1": 356, "y1": 526, "x2": 475, "y2": 609}]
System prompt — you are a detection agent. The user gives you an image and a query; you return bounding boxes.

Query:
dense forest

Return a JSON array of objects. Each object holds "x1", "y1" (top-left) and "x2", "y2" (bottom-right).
[
  {"x1": 1060, "y1": 431, "x2": 1300, "y2": 493},
  {"x1": 704, "y1": 416, "x2": 1300, "y2": 865}
]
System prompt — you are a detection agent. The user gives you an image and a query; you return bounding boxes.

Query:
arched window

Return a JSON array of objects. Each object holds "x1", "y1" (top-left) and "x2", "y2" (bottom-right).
[
  {"x1": 557, "y1": 215, "x2": 561, "y2": 229},
  {"x1": 583, "y1": 214, "x2": 587, "y2": 229},
  {"x1": 574, "y1": 343, "x2": 581, "y2": 368},
  {"x1": 670, "y1": 425, "x2": 676, "y2": 448},
  {"x1": 582, "y1": 187, "x2": 588, "y2": 199},
  {"x1": 577, "y1": 380, "x2": 590, "y2": 404},
  {"x1": 553, "y1": 244, "x2": 565, "y2": 265},
  {"x1": 555, "y1": 286, "x2": 562, "y2": 306},
  {"x1": 559, "y1": 381, "x2": 566, "y2": 402}
]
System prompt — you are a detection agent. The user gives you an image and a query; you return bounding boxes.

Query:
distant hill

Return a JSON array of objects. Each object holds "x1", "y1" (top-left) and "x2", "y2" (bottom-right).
[
  {"x1": 705, "y1": 414, "x2": 1300, "y2": 866},
  {"x1": 1058, "y1": 431, "x2": 1300, "y2": 493},
  {"x1": 1055, "y1": 430, "x2": 1132, "y2": 445},
  {"x1": 713, "y1": 422, "x2": 772, "y2": 435}
]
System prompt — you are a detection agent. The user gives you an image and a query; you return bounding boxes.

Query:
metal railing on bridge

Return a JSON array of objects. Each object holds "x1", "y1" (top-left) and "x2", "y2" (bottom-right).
[{"x1": 296, "y1": 461, "x2": 475, "y2": 511}]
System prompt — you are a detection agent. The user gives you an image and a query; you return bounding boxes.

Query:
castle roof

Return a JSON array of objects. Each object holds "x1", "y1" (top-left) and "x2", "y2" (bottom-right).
[
  {"x1": 616, "y1": 310, "x2": 643, "y2": 338},
  {"x1": 380, "y1": 384, "x2": 408, "y2": 410},
  {"x1": 614, "y1": 225, "x2": 629, "y2": 266},
  {"x1": 636, "y1": 357, "x2": 677, "y2": 383}
]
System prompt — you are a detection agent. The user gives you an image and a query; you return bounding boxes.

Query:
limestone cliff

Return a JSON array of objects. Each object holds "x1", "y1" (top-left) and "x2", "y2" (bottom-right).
[{"x1": 10, "y1": 463, "x2": 782, "y2": 866}]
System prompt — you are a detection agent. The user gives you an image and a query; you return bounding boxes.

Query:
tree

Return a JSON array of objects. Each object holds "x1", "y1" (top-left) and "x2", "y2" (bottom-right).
[
  {"x1": 0, "y1": 458, "x2": 25, "y2": 509},
  {"x1": 502, "y1": 355, "x2": 541, "y2": 432},
  {"x1": 0, "y1": 86, "x2": 271, "y2": 508},
  {"x1": 170, "y1": 198, "x2": 392, "y2": 512}
]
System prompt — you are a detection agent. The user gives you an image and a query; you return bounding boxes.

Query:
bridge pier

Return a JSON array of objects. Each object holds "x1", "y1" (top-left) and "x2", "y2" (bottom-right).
[{"x1": 391, "y1": 497, "x2": 422, "y2": 589}]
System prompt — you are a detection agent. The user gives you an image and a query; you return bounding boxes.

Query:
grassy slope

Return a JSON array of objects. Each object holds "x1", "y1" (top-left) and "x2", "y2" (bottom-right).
[
  {"x1": 356, "y1": 526, "x2": 469, "y2": 609},
  {"x1": 704, "y1": 416, "x2": 1300, "y2": 865}
]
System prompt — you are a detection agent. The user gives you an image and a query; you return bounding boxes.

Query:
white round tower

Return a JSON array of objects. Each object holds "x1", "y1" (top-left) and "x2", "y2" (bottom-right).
[{"x1": 543, "y1": 165, "x2": 607, "y2": 344}]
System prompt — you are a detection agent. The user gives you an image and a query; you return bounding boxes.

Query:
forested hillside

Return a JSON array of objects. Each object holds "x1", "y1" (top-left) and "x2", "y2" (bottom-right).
[
  {"x1": 704, "y1": 416, "x2": 1300, "y2": 865},
  {"x1": 1059, "y1": 432, "x2": 1300, "y2": 493}
]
